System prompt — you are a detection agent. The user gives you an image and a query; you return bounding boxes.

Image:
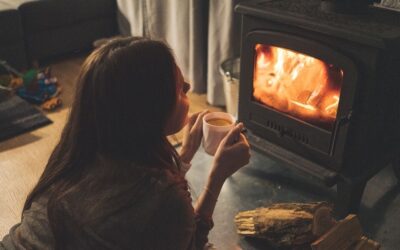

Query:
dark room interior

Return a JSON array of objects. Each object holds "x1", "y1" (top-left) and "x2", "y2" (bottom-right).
[{"x1": 1, "y1": 0, "x2": 399, "y2": 249}]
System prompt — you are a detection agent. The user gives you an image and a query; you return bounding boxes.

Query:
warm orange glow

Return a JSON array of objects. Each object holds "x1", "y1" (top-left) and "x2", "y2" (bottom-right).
[{"x1": 253, "y1": 44, "x2": 343, "y2": 129}]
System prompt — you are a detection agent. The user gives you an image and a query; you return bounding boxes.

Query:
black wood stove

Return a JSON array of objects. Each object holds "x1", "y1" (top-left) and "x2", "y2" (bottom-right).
[{"x1": 235, "y1": 0, "x2": 400, "y2": 217}]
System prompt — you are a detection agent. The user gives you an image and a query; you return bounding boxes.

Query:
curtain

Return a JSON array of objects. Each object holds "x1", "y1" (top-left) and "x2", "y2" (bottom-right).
[
  {"x1": 116, "y1": 0, "x2": 246, "y2": 106},
  {"x1": 207, "y1": 0, "x2": 243, "y2": 106}
]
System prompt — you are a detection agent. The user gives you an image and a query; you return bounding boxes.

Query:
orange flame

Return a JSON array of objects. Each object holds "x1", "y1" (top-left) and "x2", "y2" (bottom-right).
[{"x1": 253, "y1": 44, "x2": 343, "y2": 129}]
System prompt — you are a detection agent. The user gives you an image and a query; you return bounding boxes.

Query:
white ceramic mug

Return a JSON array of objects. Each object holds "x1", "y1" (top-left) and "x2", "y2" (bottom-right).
[{"x1": 202, "y1": 112, "x2": 236, "y2": 155}]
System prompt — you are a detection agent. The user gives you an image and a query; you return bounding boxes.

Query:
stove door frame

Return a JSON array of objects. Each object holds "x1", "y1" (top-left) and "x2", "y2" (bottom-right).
[{"x1": 239, "y1": 30, "x2": 358, "y2": 170}]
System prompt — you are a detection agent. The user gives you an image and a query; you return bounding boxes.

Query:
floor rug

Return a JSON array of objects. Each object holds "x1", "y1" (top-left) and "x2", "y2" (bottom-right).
[{"x1": 0, "y1": 94, "x2": 52, "y2": 142}]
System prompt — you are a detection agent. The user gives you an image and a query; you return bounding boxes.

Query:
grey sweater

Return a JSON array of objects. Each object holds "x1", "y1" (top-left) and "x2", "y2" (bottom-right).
[
  {"x1": 0, "y1": 165, "x2": 212, "y2": 250},
  {"x1": 1, "y1": 195, "x2": 54, "y2": 250}
]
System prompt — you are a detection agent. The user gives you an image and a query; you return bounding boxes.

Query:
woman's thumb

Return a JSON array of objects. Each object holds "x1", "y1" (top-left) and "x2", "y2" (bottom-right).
[{"x1": 224, "y1": 123, "x2": 244, "y2": 145}]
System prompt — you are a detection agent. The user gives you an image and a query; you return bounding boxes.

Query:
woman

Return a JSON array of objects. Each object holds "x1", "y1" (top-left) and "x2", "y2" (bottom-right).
[{"x1": 0, "y1": 37, "x2": 250, "y2": 250}]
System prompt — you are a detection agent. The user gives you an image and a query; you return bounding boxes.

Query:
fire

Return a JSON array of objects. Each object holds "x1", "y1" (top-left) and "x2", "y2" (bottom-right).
[{"x1": 253, "y1": 44, "x2": 343, "y2": 129}]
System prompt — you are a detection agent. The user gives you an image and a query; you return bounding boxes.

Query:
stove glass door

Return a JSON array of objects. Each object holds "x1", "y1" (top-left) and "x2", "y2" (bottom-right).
[{"x1": 252, "y1": 44, "x2": 344, "y2": 131}]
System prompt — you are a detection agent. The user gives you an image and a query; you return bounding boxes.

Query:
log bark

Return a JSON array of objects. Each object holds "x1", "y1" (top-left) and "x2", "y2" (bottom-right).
[{"x1": 234, "y1": 202, "x2": 335, "y2": 248}]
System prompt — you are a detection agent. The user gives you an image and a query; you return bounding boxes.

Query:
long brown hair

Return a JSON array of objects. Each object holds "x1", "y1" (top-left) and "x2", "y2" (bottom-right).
[{"x1": 23, "y1": 37, "x2": 182, "y2": 244}]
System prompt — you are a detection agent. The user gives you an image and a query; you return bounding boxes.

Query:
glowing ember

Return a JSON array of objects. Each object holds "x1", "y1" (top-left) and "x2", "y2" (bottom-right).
[{"x1": 253, "y1": 44, "x2": 343, "y2": 129}]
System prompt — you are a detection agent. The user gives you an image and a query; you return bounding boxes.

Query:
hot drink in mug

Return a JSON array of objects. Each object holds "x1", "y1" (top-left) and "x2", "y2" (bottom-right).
[{"x1": 202, "y1": 112, "x2": 235, "y2": 155}]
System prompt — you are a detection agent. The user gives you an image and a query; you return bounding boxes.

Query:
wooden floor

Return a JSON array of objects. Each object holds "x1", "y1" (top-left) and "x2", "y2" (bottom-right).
[{"x1": 0, "y1": 54, "x2": 222, "y2": 238}]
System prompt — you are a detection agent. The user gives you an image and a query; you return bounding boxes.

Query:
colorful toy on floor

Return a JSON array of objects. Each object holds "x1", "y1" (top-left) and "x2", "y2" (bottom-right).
[
  {"x1": 16, "y1": 67, "x2": 59, "y2": 104},
  {"x1": 0, "y1": 60, "x2": 62, "y2": 111}
]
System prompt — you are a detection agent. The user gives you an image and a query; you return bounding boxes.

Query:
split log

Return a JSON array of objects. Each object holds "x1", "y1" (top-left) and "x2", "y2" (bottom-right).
[
  {"x1": 353, "y1": 236, "x2": 380, "y2": 250},
  {"x1": 234, "y1": 202, "x2": 336, "y2": 248},
  {"x1": 311, "y1": 214, "x2": 363, "y2": 250}
]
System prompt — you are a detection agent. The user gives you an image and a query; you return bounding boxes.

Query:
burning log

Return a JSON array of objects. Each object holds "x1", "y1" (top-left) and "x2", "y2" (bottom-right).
[
  {"x1": 253, "y1": 44, "x2": 343, "y2": 128},
  {"x1": 234, "y1": 202, "x2": 336, "y2": 248}
]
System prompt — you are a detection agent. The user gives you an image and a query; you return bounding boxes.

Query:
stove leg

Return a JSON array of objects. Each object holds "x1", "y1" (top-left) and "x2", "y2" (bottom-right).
[{"x1": 335, "y1": 179, "x2": 367, "y2": 218}]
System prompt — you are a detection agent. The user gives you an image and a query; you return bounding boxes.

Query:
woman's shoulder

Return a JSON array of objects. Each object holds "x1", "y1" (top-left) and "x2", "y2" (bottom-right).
[
  {"x1": 126, "y1": 161, "x2": 187, "y2": 192},
  {"x1": 94, "y1": 155, "x2": 182, "y2": 186},
  {"x1": 112, "y1": 164, "x2": 193, "y2": 219},
  {"x1": 76, "y1": 167, "x2": 194, "y2": 248},
  {"x1": 129, "y1": 166, "x2": 192, "y2": 208},
  {"x1": 62, "y1": 163, "x2": 190, "y2": 219}
]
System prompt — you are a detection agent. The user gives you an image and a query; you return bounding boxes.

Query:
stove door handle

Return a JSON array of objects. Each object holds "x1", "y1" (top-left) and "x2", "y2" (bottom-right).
[{"x1": 330, "y1": 110, "x2": 353, "y2": 156}]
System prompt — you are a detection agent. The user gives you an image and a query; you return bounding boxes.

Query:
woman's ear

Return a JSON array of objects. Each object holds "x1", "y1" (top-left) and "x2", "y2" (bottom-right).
[{"x1": 183, "y1": 82, "x2": 191, "y2": 94}]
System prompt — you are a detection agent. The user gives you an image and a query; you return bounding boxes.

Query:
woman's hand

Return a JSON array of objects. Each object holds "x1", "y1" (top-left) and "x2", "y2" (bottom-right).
[
  {"x1": 180, "y1": 110, "x2": 209, "y2": 164},
  {"x1": 195, "y1": 123, "x2": 250, "y2": 221},
  {"x1": 209, "y1": 123, "x2": 250, "y2": 184}
]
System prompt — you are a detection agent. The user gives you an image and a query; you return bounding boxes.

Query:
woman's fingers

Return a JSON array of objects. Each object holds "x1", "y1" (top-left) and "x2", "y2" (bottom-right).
[
  {"x1": 191, "y1": 110, "x2": 209, "y2": 132},
  {"x1": 238, "y1": 133, "x2": 249, "y2": 146},
  {"x1": 188, "y1": 110, "x2": 208, "y2": 129},
  {"x1": 223, "y1": 123, "x2": 244, "y2": 145},
  {"x1": 180, "y1": 110, "x2": 209, "y2": 163},
  {"x1": 211, "y1": 123, "x2": 251, "y2": 180},
  {"x1": 226, "y1": 132, "x2": 251, "y2": 164},
  {"x1": 188, "y1": 111, "x2": 201, "y2": 127},
  {"x1": 232, "y1": 134, "x2": 250, "y2": 155}
]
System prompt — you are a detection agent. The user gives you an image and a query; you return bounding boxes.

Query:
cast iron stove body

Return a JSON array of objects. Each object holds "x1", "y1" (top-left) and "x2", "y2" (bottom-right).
[{"x1": 235, "y1": 0, "x2": 400, "y2": 217}]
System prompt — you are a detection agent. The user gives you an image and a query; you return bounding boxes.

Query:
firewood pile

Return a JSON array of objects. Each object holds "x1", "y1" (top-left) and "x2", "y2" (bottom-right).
[{"x1": 234, "y1": 202, "x2": 380, "y2": 250}]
